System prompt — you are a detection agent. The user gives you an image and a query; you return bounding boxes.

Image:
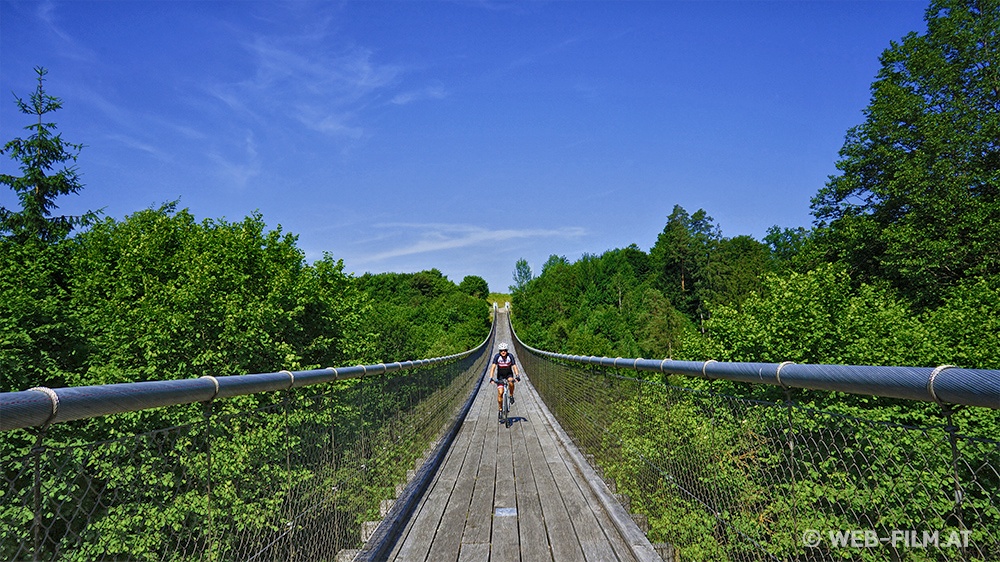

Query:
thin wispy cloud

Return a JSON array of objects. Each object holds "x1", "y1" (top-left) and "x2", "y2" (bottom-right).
[
  {"x1": 35, "y1": 1, "x2": 96, "y2": 63},
  {"x1": 74, "y1": 87, "x2": 200, "y2": 162},
  {"x1": 158, "y1": 121, "x2": 209, "y2": 142},
  {"x1": 71, "y1": 86, "x2": 137, "y2": 130},
  {"x1": 105, "y1": 134, "x2": 172, "y2": 162},
  {"x1": 70, "y1": 80, "x2": 214, "y2": 162},
  {"x1": 192, "y1": 5, "x2": 437, "y2": 150},
  {"x1": 391, "y1": 84, "x2": 448, "y2": 106},
  {"x1": 208, "y1": 131, "x2": 261, "y2": 189},
  {"x1": 293, "y1": 104, "x2": 364, "y2": 138},
  {"x1": 357, "y1": 223, "x2": 586, "y2": 263},
  {"x1": 460, "y1": 0, "x2": 540, "y2": 16},
  {"x1": 205, "y1": 84, "x2": 264, "y2": 125},
  {"x1": 232, "y1": 34, "x2": 401, "y2": 138}
]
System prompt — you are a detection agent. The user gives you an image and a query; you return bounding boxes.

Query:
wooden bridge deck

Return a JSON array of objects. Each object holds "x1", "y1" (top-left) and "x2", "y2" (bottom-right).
[{"x1": 385, "y1": 319, "x2": 658, "y2": 561}]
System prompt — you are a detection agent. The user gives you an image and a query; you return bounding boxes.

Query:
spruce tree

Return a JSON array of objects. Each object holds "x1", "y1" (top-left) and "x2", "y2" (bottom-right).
[{"x1": 1, "y1": 67, "x2": 96, "y2": 244}]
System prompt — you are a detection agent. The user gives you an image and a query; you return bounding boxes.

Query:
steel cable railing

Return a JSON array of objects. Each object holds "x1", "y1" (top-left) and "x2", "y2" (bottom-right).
[
  {"x1": 514, "y1": 335, "x2": 1000, "y2": 561},
  {"x1": 1, "y1": 332, "x2": 492, "y2": 561}
]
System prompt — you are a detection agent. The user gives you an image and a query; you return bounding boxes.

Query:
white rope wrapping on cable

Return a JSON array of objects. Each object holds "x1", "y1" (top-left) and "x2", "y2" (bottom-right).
[
  {"x1": 702, "y1": 360, "x2": 716, "y2": 378},
  {"x1": 927, "y1": 365, "x2": 956, "y2": 404},
  {"x1": 200, "y1": 376, "x2": 220, "y2": 400},
  {"x1": 775, "y1": 361, "x2": 795, "y2": 388},
  {"x1": 280, "y1": 370, "x2": 295, "y2": 389},
  {"x1": 28, "y1": 386, "x2": 60, "y2": 425}
]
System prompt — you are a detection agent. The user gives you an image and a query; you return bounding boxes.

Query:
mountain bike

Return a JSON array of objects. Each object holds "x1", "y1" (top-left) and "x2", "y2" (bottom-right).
[{"x1": 492, "y1": 378, "x2": 512, "y2": 427}]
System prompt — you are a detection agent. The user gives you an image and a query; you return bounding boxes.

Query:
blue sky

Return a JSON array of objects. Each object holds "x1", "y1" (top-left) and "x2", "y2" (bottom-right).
[{"x1": 1, "y1": 1, "x2": 927, "y2": 293}]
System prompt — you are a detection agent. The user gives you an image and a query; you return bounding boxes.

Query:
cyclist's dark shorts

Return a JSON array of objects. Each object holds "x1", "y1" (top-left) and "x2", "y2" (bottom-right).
[{"x1": 495, "y1": 373, "x2": 514, "y2": 384}]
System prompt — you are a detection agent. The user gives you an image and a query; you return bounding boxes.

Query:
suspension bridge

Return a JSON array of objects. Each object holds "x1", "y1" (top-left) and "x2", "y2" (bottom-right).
[{"x1": 2, "y1": 308, "x2": 998, "y2": 561}]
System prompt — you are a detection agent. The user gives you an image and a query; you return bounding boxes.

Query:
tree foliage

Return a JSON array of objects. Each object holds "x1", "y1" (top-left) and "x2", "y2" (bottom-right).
[
  {"x1": 65, "y1": 204, "x2": 376, "y2": 389},
  {"x1": 510, "y1": 258, "x2": 533, "y2": 293},
  {"x1": 649, "y1": 205, "x2": 721, "y2": 317},
  {"x1": 513, "y1": 243, "x2": 696, "y2": 359},
  {"x1": 0, "y1": 240, "x2": 83, "y2": 392},
  {"x1": 811, "y1": 0, "x2": 1000, "y2": 306},
  {"x1": 355, "y1": 268, "x2": 490, "y2": 360},
  {"x1": 458, "y1": 274, "x2": 489, "y2": 299}
]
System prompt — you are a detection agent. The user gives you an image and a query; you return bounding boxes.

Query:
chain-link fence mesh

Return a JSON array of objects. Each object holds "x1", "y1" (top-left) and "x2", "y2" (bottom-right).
[
  {"x1": 2, "y1": 348, "x2": 488, "y2": 561},
  {"x1": 518, "y1": 344, "x2": 1000, "y2": 562}
]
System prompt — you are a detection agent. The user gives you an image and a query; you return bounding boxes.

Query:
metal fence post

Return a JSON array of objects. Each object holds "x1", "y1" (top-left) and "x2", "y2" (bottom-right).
[
  {"x1": 201, "y1": 399, "x2": 215, "y2": 562},
  {"x1": 941, "y1": 403, "x2": 968, "y2": 558},
  {"x1": 283, "y1": 388, "x2": 294, "y2": 558},
  {"x1": 783, "y1": 386, "x2": 798, "y2": 545},
  {"x1": 30, "y1": 428, "x2": 46, "y2": 562}
]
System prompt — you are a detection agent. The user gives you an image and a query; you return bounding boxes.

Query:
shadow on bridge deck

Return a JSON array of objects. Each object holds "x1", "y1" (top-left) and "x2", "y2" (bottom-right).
[{"x1": 382, "y1": 320, "x2": 660, "y2": 562}]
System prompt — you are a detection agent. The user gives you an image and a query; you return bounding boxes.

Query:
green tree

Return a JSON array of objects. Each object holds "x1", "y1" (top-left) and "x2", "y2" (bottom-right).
[
  {"x1": 410, "y1": 268, "x2": 451, "y2": 298},
  {"x1": 458, "y1": 275, "x2": 489, "y2": 299},
  {"x1": 0, "y1": 241, "x2": 84, "y2": 391},
  {"x1": 511, "y1": 254, "x2": 576, "y2": 349},
  {"x1": 923, "y1": 276, "x2": 1000, "y2": 369},
  {"x1": 355, "y1": 269, "x2": 489, "y2": 360},
  {"x1": 542, "y1": 254, "x2": 568, "y2": 271},
  {"x1": 697, "y1": 263, "x2": 940, "y2": 368},
  {"x1": 510, "y1": 258, "x2": 533, "y2": 293},
  {"x1": 1, "y1": 67, "x2": 97, "y2": 244},
  {"x1": 811, "y1": 0, "x2": 1000, "y2": 306},
  {"x1": 637, "y1": 287, "x2": 688, "y2": 359},
  {"x1": 700, "y1": 235, "x2": 770, "y2": 310},
  {"x1": 763, "y1": 225, "x2": 813, "y2": 270},
  {"x1": 68, "y1": 205, "x2": 372, "y2": 387},
  {"x1": 649, "y1": 205, "x2": 721, "y2": 317}
]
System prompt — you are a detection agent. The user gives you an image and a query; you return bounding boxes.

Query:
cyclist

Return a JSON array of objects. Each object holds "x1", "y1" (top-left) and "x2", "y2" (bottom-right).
[{"x1": 488, "y1": 342, "x2": 520, "y2": 421}]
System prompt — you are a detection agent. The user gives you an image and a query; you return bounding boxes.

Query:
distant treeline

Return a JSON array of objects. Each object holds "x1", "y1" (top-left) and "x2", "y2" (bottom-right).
[{"x1": 510, "y1": 203, "x2": 999, "y2": 373}]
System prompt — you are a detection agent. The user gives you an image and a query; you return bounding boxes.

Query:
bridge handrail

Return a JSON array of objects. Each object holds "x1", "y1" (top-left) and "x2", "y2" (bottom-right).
[
  {"x1": 1, "y1": 346, "x2": 487, "y2": 433},
  {"x1": 516, "y1": 343, "x2": 1000, "y2": 409}
]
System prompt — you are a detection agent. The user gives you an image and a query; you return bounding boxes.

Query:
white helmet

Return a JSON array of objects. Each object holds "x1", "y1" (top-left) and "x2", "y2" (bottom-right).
[{"x1": 498, "y1": 342, "x2": 509, "y2": 351}]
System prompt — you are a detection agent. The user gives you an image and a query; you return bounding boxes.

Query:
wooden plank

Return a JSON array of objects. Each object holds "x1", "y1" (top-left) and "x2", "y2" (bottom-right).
[
  {"x1": 531, "y1": 379, "x2": 651, "y2": 562},
  {"x1": 457, "y1": 542, "x2": 490, "y2": 562},
  {"x1": 388, "y1": 396, "x2": 478, "y2": 561},
  {"x1": 423, "y1": 386, "x2": 491, "y2": 561},
  {"x1": 510, "y1": 391, "x2": 554, "y2": 562},
  {"x1": 389, "y1": 378, "x2": 492, "y2": 561},
  {"x1": 580, "y1": 539, "x2": 622, "y2": 562},
  {"x1": 534, "y1": 402, "x2": 628, "y2": 562},
  {"x1": 460, "y1": 383, "x2": 498, "y2": 548},
  {"x1": 519, "y1": 387, "x2": 586, "y2": 561},
  {"x1": 492, "y1": 404, "x2": 520, "y2": 562}
]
